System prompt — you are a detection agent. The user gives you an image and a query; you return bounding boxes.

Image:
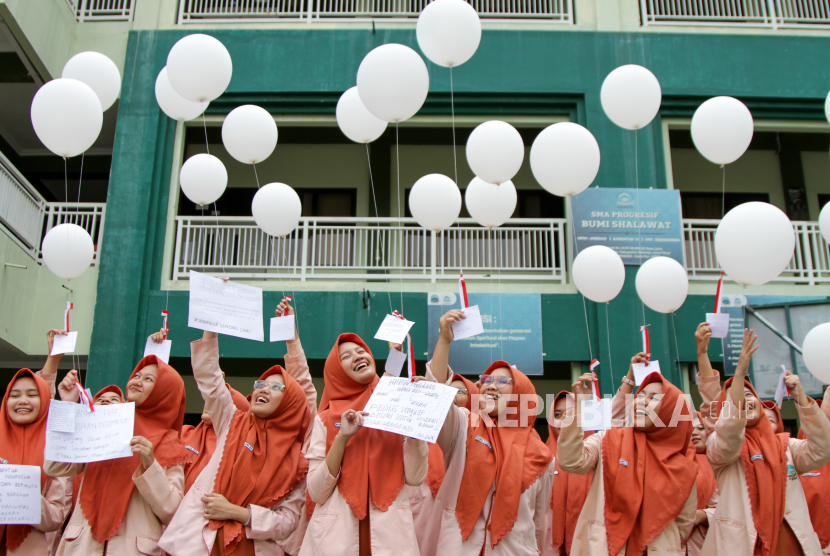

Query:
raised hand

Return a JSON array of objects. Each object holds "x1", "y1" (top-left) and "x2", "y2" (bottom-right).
[
  {"x1": 695, "y1": 323, "x2": 712, "y2": 355},
  {"x1": 57, "y1": 370, "x2": 80, "y2": 402},
  {"x1": 337, "y1": 409, "x2": 368, "y2": 440},
  {"x1": 130, "y1": 436, "x2": 155, "y2": 471},
  {"x1": 735, "y1": 329, "x2": 759, "y2": 380},
  {"x1": 275, "y1": 298, "x2": 294, "y2": 318},
  {"x1": 572, "y1": 372, "x2": 597, "y2": 397},
  {"x1": 438, "y1": 310, "x2": 465, "y2": 344},
  {"x1": 149, "y1": 328, "x2": 168, "y2": 344},
  {"x1": 46, "y1": 329, "x2": 67, "y2": 356}
]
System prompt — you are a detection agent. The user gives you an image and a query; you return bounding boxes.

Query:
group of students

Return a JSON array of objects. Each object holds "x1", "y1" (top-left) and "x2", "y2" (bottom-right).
[{"x1": 3, "y1": 298, "x2": 830, "y2": 556}]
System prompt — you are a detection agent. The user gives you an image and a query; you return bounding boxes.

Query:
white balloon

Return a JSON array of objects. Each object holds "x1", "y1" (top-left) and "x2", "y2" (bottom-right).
[
  {"x1": 573, "y1": 246, "x2": 625, "y2": 303},
  {"x1": 636, "y1": 256, "x2": 689, "y2": 313},
  {"x1": 222, "y1": 105, "x2": 277, "y2": 164},
  {"x1": 409, "y1": 174, "x2": 461, "y2": 232},
  {"x1": 803, "y1": 323, "x2": 830, "y2": 384},
  {"x1": 691, "y1": 96, "x2": 754, "y2": 165},
  {"x1": 179, "y1": 154, "x2": 227, "y2": 206},
  {"x1": 600, "y1": 65, "x2": 661, "y2": 130},
  {"x1": 167, "y1": 34, "x2": 232, "y2": 103},
  {"x1": 530, "y1": 122, "x2": 600, "y2": 197},
  {"x1": 466, "y1": 121, "x2": 524, "y2": 185},
  {"x1": 31, "y1": 78, "x2": 103, "y2": 158},
  {"x1": 336, "y1": 87, "x2": 388, "y2": 144},
  {"x1": 155, "y1": 67, "x2": 208, "y2": 122},
  {"x1": 41, "y1": 223, "x2": 94, "y2": 280},
  {"x1": 825, "y1": 91, "x2": 830, "y2": 125},
  {"x1": 820, "y1": 202, "x2": 830, "y2": 244},
  {"x1": 416, "y1": 0, "x2": 481, "y2": 68},
  {"x1": 251, "y1": 183, "x2": 302, "y2": 237},
  {"x1": 61, "y1": 52, "x2": 121, "y2": 111},
  {"x1": 465, "y1": 178, "x2": 517, "y2": 228},
  {"x1": 357, "y1": 44, "x2": 429, "y2": 123},
  {"x1": 715, "y1": 202, "x2": 794, "y2": 287}
]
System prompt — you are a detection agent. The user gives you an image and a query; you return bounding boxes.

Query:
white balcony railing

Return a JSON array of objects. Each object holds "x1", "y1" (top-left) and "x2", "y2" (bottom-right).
[
  {"x1": 684, "y1": 219, "x2": 830, "y2": 285},
  {"x1": 65, "y1": 0, "x2": 133, "y2": 21},
  {"x1": 178, "y1": 0, "x2": 572, "y2": 22},
  {"x1": 172, "y1": 216, "x2": 568, "y2": 282},
  {"x1": 641, "y1": 0, "x2": 830, "y2": 27}
]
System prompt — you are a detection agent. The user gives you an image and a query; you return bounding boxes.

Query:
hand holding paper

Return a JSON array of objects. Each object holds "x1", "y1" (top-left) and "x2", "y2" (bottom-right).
[
  {"x1": 270, "y1": 315, "x2": 296, "y2": 342},
  {"x1": 50, "y1": 331, "x2": 78, "y2": 356},
  {"x1": 705, "y1": 313, "x2": 730, "y2": 339},
  {"x1": 143, "y1": 338, "x2": 172, "y2": 363},
  {"x1": 374, "y1": 314, "x2": 415, "y2": 344},
  {"x1": 632, "y1": 360, "x2": 661, "y2": 386},
  {"x1": 450, "y1": 305, "x2": 485, "y2": 340}
]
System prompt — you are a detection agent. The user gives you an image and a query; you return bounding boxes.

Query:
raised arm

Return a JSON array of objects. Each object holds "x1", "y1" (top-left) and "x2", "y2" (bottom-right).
[
  {"x1": 557, "y1": 373, "x2": 601, "y2": 474},
  {"x1": 192, "y1": 332, "x2": 235, "y2": 434},
  {"x1": 430, "y1": 309, "x2": 465, "y2": 386},
  {"x1": 696, "y1": 323, "x2": 715, "y2": 378},
  {"x1": 611, "y1": 352, "x2": 649, "y2": 426},
  {"x1": 40, "y1": 329, "x2": 67, "y2": 382},
  {"x1": 785, "y1": 372, "x2": 830, "y2": 473},
  {"x1": 278, "y1": 299, "x2": 317, "y2": 429}
]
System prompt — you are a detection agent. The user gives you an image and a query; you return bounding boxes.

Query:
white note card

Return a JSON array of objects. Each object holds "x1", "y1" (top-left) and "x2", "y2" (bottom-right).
[
  {"x1": 706, "y1": 313, "x2": 730, "y2": 339},
  {"x1": 373, "y1": 314, "x2": 415, "y2": 344},
  {"x1": 143, "y1": 338, "x2": 172, "y2": 364},
  {"x1": 580, "y1": 399, "x2": 612, "y2": 431},
  {"x1": 774, "y1": 370, "x2": 788, "y2": 409},
  {"x1": 46, "y1": 400, "x2": 76, "y2": 433},
  {"x1": 385, "y1": 348, "x2": 407, "y2": 377},
  {"x1": 44, "y1": 402, "x2": 135, "y2": 463},
  {"x1": 0, "y1": 465, "x2": 41, "y2": 524},
  {"x1": 269, "y1": 315, "x2": 296, "y2": 342},
  {"x1": 362, "y1": 376, "x2": 457, "y2": 443},
  {"x1": 188, "y1": 271, "x2": 264, "y2": 342},
  {"x1": 632, "y1": 360, "x2": 662, "y2": 386},
  {"x1": 451, "y1": 305, "x2": 485, "y2": 341},
  {"x1": 50, "y1": 332, "x2": 78, "y2": 356}
]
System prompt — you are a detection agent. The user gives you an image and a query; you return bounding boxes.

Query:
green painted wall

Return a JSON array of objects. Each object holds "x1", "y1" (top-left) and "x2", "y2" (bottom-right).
[{"x1": 89, "y1": 28, "x2": 830, "y2": 394}]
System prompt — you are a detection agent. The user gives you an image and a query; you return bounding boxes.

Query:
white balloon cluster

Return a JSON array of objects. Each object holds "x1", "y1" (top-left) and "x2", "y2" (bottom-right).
[
  {"x1": 803, "y1": 323, "x2": 830, "y2": 384},
  {"x1": 573, "y1": 246, "x2": 625, "y2": 303},
  {"x1": 691, "y1": 96, "x2": 754, "y2": 165}
]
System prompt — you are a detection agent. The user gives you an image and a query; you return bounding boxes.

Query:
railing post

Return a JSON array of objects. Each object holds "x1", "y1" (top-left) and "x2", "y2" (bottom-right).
[
  {"x1": 172, "y1": 218, "x2": 184, "y2": 280},
  {"x1": 430, "y1": 230, "x2": 437, "y2": 284},
  {"x1": 300, "y1": 219, "x2": 310, "y2": 281},
  {"x1": 799, "y1": 224, "x2": 815, "y2": 285}
]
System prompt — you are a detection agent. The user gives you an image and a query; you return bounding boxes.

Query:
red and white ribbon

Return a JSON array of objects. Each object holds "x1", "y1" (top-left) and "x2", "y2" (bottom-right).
[
  {"x1": 589, "y1": 359, "x2": 601, "y2": 401},
  {"x1": 64, "y1": 302, "x2": 74, "y2": 332},
  {"x1": 640, "y1": 325, "x2": 650, "y2": 366},
  {"x1": 458, "y1": 271, "x2": 469, "y2": 310},
  {"x1": 74, "y1": 379, "x2": 94, "y2": 412},
  {"x1": 714, "y1": 272, "x2": 724, "y2": 313},
  {"x1": 282, "y1": 296, "x2": 293, "y2": 317},
  {"x1": 161, "y1": 310, "x2": 169, "y2": 339},
  {"x1": 392, "y1": 311, "x2": 416, "y2": 379}
]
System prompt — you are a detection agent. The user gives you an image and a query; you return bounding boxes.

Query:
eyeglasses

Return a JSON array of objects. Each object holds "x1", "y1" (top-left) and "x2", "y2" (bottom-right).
[
  {"x1": 479, "y1": 376, "x2": 513, "y2": 389},
  {"x1": 253, "y1": 380, "x2": 285, "y2": 393},
  {"x1": 455, "y1": 388, "x2": 469, "y2": 396}
]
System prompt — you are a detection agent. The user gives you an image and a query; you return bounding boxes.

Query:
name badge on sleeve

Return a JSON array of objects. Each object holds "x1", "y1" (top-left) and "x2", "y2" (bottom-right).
[
  {"x1": 475, "y1": 436, "x2": 493, "y2": 451},
  {"x1": 619, "y1": 458, "x2": 630, "y2": 467},
  {"x1": 803, "y1": 472, "x2": 821, "y2": 477},
  {"x1": 750, "y1": 454, "x2": 764, "y2": 462},
  {"x1": 184, "y1": 445, "x2": 200, "y2": 455},
  {"x1": 244, "y1": 442, "x2": 254, "y2": 452}
]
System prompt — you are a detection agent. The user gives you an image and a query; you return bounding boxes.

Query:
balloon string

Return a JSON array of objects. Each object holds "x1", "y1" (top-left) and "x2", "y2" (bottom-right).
[
  {"x1": 366, "y1": 143, "x2": 394, "y2": 314},
  {"x1": 253, "y1": 163, "x2": 261, "y2": 189},
  {"x1": 605, "y1": 302, "x2": 613, "y2": 385},
  {"x1": 671, "y1": 311, "x2": 681, "y2": 378},
  {"x1": 198, "y1": 112, "x2": 223, "y2": 274},
  {"x1": 635, "y1": 128, "x2": 645, "y2": 328},
  {"x1": 569, "y1": 195, "x2": 594, "y2": 362},
  {"x1": 64, "y1": 157, "x2": 68, "y2": 204},
  {"x1": 721, "y1": 164, "x2": 726, "y2": 219},
  {"x1": 396, "y1": 121, "x2": 403, "y2": 314},
  {"x1": 450, "y1": 66, "x2": 458, "y2": 188},
  {"x1": 202, "y1": 112, "x2": 210, "y2": 155},
  {"x1": 77, "y1": 152, "x2": 84, "y2": 216}
]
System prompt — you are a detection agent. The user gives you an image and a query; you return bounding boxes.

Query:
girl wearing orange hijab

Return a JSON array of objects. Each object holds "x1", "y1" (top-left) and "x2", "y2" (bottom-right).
[
  {"x1": 420, "y1": 310, "x2": 554, "y2": 556},
  {"x1": 558, "y1": 367, "x2": 699, "y2": 555},
  {"x1": 159, "y1": 299, "x2": 316, "y2": 556},
  {"x1": 544, "y1": 391, "x2": 593, "y2": 556},
  {"x1": 797, "y1": 396, "x2": 830, "y2": 556},
  {"x1": 300, "y1": 332, "x2": 428, "y2": 556},
  {"x1": 0, "y1": 369, "x2": 72, "y2": 556},
  {"x1": 46, "y1": 355, "x2": 194, "y2": 556},
  {"x1": 701, "y1": 329, "x2": 830, "y2": 556},
  {"x1": 685, "y1": 411, "x2": 719, "y2": 556}
]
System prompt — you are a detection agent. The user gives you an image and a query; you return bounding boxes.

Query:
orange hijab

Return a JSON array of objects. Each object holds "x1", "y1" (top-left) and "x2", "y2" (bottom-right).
[
  {"x1": 93, "y1": 385, "x2": 125, "y2": 404},
  {"x1": 182, "y1": 385, "x2": 249, "y2": 494},
  {"x1": 602, "y1": 373, "x2": 698, "y2": 556},
  {"x1": 0, "y1": 370, "x2": 52, "y2": 552},
  {"x1": 317, "y1": 333, "x2": 405, "y2": 519},
  {"x1": 547, "y1": 391, "x2": 593, "y2": 555},
  {"x1": 761, "y1": 400, "x2": 785, "y2": 434},
  {"x1": 80, "y1": 356, "x2": 194, "y2": 543},
  {"x1": 456, "y1": 361, "x2": 552, "y2": 548},
  {"x1": 426, "y1": 375, "x2": 479, "y2": 497},
  {"x1": 797, "y1": 402, "x2": 830, "y2": 548},
  {"x1": 209, "y1": 367, "x2": 311, "y2": 555},
  {"x1": 687, "y1": 412, "x2": 717, "y2": 511},
  {"x1": 715, "y1": 378, "x2": 789, "y2": 556}
]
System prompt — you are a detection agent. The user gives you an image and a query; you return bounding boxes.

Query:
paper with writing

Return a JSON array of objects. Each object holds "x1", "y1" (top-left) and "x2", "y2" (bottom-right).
[
  {"x1": 362, "y1": 376, "x2": 456, "y2": 443},
  {"x1": 373, "y1": 314, "x2": 415, "y2": 344},
  {"x1": 706, "y1": 313, "x2": 730, "y2": 339},
  {"x1": 0, "y1": 465, "x2": 40, "y2": 524},
  {"x1": 632, "y1": 360, "x2": 662, "y2": 386},
  {"x1": 188, "y1": 271, "x2": 264, "y2": 342},
  {"x1": 385, "y1": 348, "x2": 407, "y2": 377},
  {"x1": 269, "y1": 315, "x2": 296, "y2": 342},
  {"x1": 774, "y1": 371, "x2": 788, "y2": 409},
  {"x1": 580, "y1": 399, "x2": 612, "y2": 431},
  {"x1": 143, "y1": 338, "x2": 172, "y2": 364},
  {"x1": 50, "y1": 332, "x2": 78, "y2": 356},
  {"x1": 451, "y1": 305, "x2": 485, "y2": 340},
  {"x1": 44, "y1": 402, "x2": 135, "y2": 463},
  {"x1": 47, "y1": 400, "x2": 76, "y2": 433}
]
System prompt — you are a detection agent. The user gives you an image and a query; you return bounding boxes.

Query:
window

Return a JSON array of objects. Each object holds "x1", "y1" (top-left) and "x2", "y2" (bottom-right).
[{"x1": 680, "y1": 192, "x2": 770, "y2": 219}]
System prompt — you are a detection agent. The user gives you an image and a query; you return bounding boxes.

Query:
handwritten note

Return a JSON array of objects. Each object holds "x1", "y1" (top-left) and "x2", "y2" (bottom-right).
[
  {"x1": 269, "y1": 315, "x2": 296, "y2": 342},
  {"x1": 143, "y1": 338, "x2": 172, "y2": 364},
  {"x1": 580, "y1": 399, "x2": 612, "y2": 431},
  {"x1": 50, "y1": 332, "x2": 78, "y2": 356},
  {"x1": 46, "y1": 400, "x2": 76, "y2": 433},
  {"x1": 451, "y1": 305, "x2": 485, "y2": 340},
  {"x1": 706, "y1": 313, "x2": 730, "y2": 339},
  {"x1": 373, "y1": 315, "x2": 415, "y2": 344},
  {"x1": 385, "y1": 348, "x2": 407, "y2": 377},
  {"x1": 44, "y1": 402, "x2": 135, "y2": 463},
  {"x1": 188, "y1": 271, "x2": 264, "y2": 342},
  {"x1": 362, "y1": 377, "x2": 456, "y2": 443},
  {"x1": 632, "y1": 360, "x2": 662, "y2": 386},
  {"x1": 0, "y1": 465, "x2": 40, "y2": 524}
]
